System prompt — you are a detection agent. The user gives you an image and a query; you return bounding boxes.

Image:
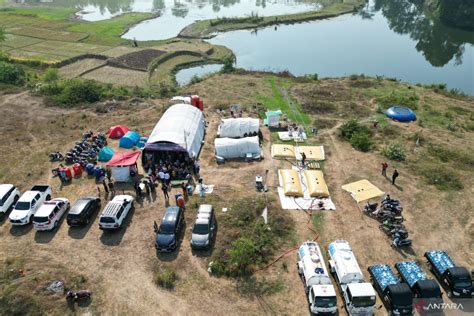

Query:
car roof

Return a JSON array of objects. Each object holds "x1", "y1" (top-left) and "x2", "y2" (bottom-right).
[
  {"x1": 112, "y1": 195, "x2": 133, "y2": 202},
  {"x1": 35, "y1": 202, "x2": 58, "y2": 217},
  {"x1": 0, "y1": 184, "x2": 14, "y2": 197},
  {"x1": 18, "y1": 191, "x2": 39, "y2": 202},
  {"x1": 101, "y1": 201, "x2": 123, "y2": 217},
  {"x1": 198, "y1": 204, "x2": 213, "y2": 214},
  {"x1": 195, "y1": 218, "x2": 209, "y2": 225},
  {"x1": 163, "y1": 206, "x2": 180, "y2": 224},
  {"x1": 70, "y1": 197, "x2": 96, "y2": 215}
]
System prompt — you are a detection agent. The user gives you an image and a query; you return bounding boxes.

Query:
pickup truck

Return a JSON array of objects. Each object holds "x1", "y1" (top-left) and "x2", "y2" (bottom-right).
[
  {"x1": 368, "y1": 264, "x2": 412, "y2": 315},
  {"x1": 425, "y1": 250, "x2": 473, "y2": 298},
  {"x1": 9, "y1": 185, "x2": 52, "y2": 225},
  {"x1": 395, "y1": 261, "x2": 442, "y2": 306}
]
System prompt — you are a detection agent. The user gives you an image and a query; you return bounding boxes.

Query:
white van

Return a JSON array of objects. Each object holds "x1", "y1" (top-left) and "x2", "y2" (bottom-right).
[
  {"x1": 33, "y1": 198, "x2": 70, "y2": 231},
  {"x1": 0, "y1": 184, "x2": 20, "y2": 218}
]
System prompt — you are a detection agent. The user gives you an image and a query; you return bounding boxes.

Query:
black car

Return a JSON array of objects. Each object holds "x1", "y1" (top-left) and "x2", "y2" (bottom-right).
[
  {"x1": 67, "y1": 196, "x2": 101, "y2": 226},
  {"x1": 154, "y1": 206, "x2": 184, "y2": 252}
]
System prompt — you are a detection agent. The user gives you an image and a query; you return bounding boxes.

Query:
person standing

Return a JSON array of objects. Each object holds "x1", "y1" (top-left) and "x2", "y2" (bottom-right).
[
  {"x1": 392, "y1": 169, "x2": 399, "y2": 185},
  {"x1": 301, "y1": 152, "x2": 307, "y2": 168},
  {"x1": 164, "y1": 171, "x2": 170, "y2": 186},
  {"x1": 158, "y1": 170, "x2": 165, "y2": 184},
  {"x1": 102, "y1": 179, "x2": 109, "y2": 194},
  {"x1": 381, "y1": 162, "x2": 388, "y2": 177},
  {"x1": 108, "y1": 179, "x2": 115, "y2": 197},
  {"x1": 162, "y1": 183, "x2": 169, "y2": 201}
]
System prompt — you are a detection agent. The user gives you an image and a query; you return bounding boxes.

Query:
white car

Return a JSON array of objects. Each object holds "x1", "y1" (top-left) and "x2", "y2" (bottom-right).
[
  {"x1": 99, "y1": 195, "x2": 134, "y2": 230},
  {"x1": 10, "y1": 191, "x2": 44, "y2": 225},
  {"x1": 33, "y1": 198, "x2": 70, "y2": 231},
  {"x1": 0, "y1": 184, "x2": 20, "y2": 218}
]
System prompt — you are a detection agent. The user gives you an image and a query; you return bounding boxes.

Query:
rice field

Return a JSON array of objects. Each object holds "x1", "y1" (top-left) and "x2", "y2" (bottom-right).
[
  {"x1": 7, "y1": 26, "x2": 88, "y2": 42},
  {"x1": 82, "y1": 66, "x2": 148, "y2": 87},
  {"x1": 58, "y1": 58, "x2": 107, "y2": 78}
]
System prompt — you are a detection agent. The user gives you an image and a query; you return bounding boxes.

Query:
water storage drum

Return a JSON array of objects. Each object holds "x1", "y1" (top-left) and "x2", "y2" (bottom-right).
[{"x1": 385, "y1": 106, "x2": 417, "y2": 122}]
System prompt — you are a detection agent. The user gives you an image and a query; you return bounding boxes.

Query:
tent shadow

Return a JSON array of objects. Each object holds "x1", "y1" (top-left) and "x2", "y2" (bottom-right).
[{"x1": 99, "y1": 206, "x2": 135, "y2": 246}]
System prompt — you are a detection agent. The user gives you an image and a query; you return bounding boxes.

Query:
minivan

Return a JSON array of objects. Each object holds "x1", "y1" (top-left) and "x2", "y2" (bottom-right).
[{"x1": 154, "y1": 206, "x2": 184, "y2": 252}]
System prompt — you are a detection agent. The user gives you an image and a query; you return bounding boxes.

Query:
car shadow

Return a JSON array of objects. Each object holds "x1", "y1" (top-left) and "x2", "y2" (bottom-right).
[
  {"x1": 10, "y1": 223, "x2": 33, "y2": 236},
  {"x1": 99, "y1": 206, "x2": 135, "y2": 246},
  {"x1": 34, "y1": 215, "x2": 67, "y2": 244},
  {"x1": 68, "y1": 211, "x2": 99, "y2": 240},
  {"x1": 156, "y1": 221, "x2": 186, "y2": 262}
]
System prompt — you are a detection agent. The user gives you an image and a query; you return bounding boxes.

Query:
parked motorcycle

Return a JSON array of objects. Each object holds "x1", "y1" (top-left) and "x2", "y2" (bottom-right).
[
  {"x1": 391, "y1": 234, "x2": 412, "y2": 248},
  {"x1": 66, "y1": 290, "x2": 92, "y2": 302},
  {"x1": 49, "y1": 152, "x2": 64, "y2": 162}
]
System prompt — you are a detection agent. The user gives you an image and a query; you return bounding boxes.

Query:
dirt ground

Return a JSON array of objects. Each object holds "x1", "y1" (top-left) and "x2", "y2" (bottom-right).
[{"x1": 0, "y1": 74, "x2": 473, "y2": 315}]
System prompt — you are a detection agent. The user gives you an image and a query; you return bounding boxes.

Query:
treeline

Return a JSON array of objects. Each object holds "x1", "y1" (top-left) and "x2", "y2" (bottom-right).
[{"x1": 437, "y1": 0, "x2": 474, "y2": 31}]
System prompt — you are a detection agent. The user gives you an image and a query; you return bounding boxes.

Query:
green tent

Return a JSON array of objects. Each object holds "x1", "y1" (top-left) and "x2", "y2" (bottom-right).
[{"x1": 98, "y1": 146, "x2": 114, "y2": 162}]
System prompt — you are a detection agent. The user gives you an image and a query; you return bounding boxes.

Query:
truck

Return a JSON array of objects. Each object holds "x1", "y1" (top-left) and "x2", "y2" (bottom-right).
[
  {"x1": 9, "y1": 185, "x2": 52, "y2": 225},
  {"x1": 368, "y1": 264, "x2": 413, "y2": 315},
  {"x1": 395, "y1": 261, "x2": 443, "y2": 306},
  {"x1": 328, "y1": 240, "x2": 376, "y2": 315},
  {"x1": 297, "y1": 241, "x2": 337, "y2": 315},
  {"x1": 425, "y1": 250, "x2": 473, "y2": 298}
]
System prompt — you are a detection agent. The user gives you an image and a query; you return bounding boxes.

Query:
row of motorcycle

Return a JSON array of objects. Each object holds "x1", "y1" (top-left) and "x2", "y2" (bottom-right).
[
  {"x1": 364, "y1": 195, "x2": 412, "y2": 248},
  {"x1": 49, "y1": 131, "x2": 107, "y2": 168}
]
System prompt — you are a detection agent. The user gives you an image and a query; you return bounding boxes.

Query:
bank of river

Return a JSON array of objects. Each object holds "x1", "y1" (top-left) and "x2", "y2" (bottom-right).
[
  {"x1": 209, "y1": 5, "x2": 474, "y2": 94},
  {"x1": 175, "y1": 64, "x2": 223, "y2": 86}
]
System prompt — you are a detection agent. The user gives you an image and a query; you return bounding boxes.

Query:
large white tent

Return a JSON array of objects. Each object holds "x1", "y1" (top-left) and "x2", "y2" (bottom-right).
[
  {"x1": 215, "y1": 136, "x2": 261, "y2": 160},
  {"x1": 218, "y1": 118, "x2": 259, "y2": 138},
  {"x1": 144, "y1": 104, "x2": 205, "y2": 161}
]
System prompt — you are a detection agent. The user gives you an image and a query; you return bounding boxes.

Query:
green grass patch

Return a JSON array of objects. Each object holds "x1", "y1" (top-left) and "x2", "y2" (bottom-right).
[
  {"x1": 381, "y1": 143, "x2": 406, "y2": 161},
  {"x1": 364, "y1": 84, "x2": 419, "y2": 110},
  {"x1": 8, "y1": 26, "x2": 88, "y2": 42},
  {"x1": 427, "y1": 145, "x2": 474, "y2": 170},
  {"x1": 339, "y1": 119, "x2": 373, "y2": 152},
  {"x1": 414, "y1": 164, "x2": 464, "y2": 191},
  {"x1": 2, "y1": 7, "x2": 76, "y2": 21},
  {"x1": 257, "y1": 77, "x2": 310, "y2": 125},
  {"x1": 311, "y1": 212, "x2": 325, "y2": 232}
]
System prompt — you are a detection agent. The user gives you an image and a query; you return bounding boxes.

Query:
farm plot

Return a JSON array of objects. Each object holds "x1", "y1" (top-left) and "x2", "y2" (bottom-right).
[
  {"x1": 0, "y1": 34, "x2": 43, "y2": 49},
  {"x1": 6, "y1": 26, "x2": 88, "y2": 42},
  {"x1": 108, "y1": 49, "x2": 166, "y2": 71},
  {"x1": 7, "y1": 49, "x2": 67, "y2": 62},
  {"x1": 81, "y1": 66, "x2": 148, "y2": 87},
  {"x1": 20, "y1": 40, "x2": 110, "y2": 59},
  {"x1": 58, "y1": 58, "x2": 107, "y2": 79}
]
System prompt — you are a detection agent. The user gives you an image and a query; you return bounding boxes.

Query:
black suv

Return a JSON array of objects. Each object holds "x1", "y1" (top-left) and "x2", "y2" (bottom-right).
[
  {"x1": 154, "y1": 206, "x2": 184, "y2": 252},
  {"x1": 67, "y1": 196, "x2": 101, "y2": 226}
]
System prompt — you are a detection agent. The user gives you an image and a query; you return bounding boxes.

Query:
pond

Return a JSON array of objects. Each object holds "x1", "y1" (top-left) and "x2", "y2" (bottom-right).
[
  {"x1": 175, "y1": 64, "x2": 223, "y2": 86},
  {"x1": 209, "y1": 0, "x2": 474, "y2": 94}
]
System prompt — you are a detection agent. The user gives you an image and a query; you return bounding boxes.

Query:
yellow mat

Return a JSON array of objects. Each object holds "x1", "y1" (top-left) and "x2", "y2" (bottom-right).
[
  {"x1": 271, "y1": 144, "x2": 295, "y2": 159},
  {"x1": 279, "y1": 169, "x2": 303, "y2": 197},
  {"x1": 304, "y1": 170, "x2": 330, "y2": 198},
  {"x1": 341, "y1": 179, "x2": 384, "y2": 202},
  {"x1": 298, "y1": 146, "x2": 325, "y2": 161}
]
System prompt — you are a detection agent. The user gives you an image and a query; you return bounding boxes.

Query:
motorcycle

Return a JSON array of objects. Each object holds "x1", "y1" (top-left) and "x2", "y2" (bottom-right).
[
  {"x1": 66, "y1": 290, "x2": 92, "y2": 302},
  {"x1": 49, "y1": 152, "x2": 64, "y2": 162},
  {"x1": 392, "y1": 234, "x2": 412, "y2": 248},
  {"x1": 380, "y1": 226, "x2": 409, "y2": 239}
]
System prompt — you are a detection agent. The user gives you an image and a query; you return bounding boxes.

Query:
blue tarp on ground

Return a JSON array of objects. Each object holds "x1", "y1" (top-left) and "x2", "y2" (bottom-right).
[
  {"x1": 98, "y1": 146, "x2": 114, "y2": 162},
  {"x1": 385, "y1": 106, "x2": 417, "y2": 122},
  {"x1": 119, "y1": 131, "x2": 141, "y2": 149}
]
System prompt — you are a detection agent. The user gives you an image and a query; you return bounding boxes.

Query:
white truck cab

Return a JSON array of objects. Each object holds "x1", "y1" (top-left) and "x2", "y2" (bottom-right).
[
  {"x1": 328, "y1": 240, "x2": 376, "y2": 316},
  {"x1": 0, "y1": 184, "x2": 20, "y2": 217},
  {"x1": 297, "y1": 241, "x2": 337, "y2": 314}
]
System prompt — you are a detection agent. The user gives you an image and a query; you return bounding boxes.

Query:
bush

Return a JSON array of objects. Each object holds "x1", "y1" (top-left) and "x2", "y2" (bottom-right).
[
  {"x1": 154, "y1": 267, "x2": 178, "y2": 289},
  {"x1": 42, "y1": 68, "x2": 59, "y2": 82},
  {"x1": 381, "y1": 143, "x2": 406, "y2": 161},
  {"x1": 0, "y1": 61, "x2": 25, "y2": 85},
  {"x1": 52, "y1": 79, "x2": 103, "y2": 106},
  {"x1": 189, "y1": 74, "x2": 202, "y2": 85},
  {"x1": 350, "y1": 132, "x2": 372, "y2": 152},
  {"x1": 221, "y1": 55, "x2": 235, "y2": 73},
  {"x1": 377, "y1": 89, "x2": 419, "y2": 110},
  {"x1": 339, "y1": 119, "x2": 373, "y2": 151}
]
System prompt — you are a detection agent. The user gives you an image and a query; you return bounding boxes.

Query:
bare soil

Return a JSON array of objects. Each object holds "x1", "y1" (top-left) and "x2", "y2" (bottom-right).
[{"x1": 108, "y1": 49, "x2": 166, "y2": 71}]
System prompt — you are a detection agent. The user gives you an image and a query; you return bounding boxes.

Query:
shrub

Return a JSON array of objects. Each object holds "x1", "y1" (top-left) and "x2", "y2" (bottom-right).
[
  {"x1": 381, "y1": 143, "x2": 406, "y2": 161},
  {"x1": 350, "y1": 132, "x2": 372, "y2": 152},
  {"x1": 221, "y1": 55, "x2": 235, "y2": 73},
  {"x1": 154, "y1": 267, "x2": 178, "y2": 289},
  {"x1": 339, "y1": 120, "x2": 373, "y2": 152},
  {"x1": 52, "y1": 79, "x2": 103, "y2": 106},
  {"x1": 42, "y1": 68, "x2": 59, "y2": 82},
  {"x1": 0, "y1": 61, "x2": 25, "y2": 85},
  {"x1": 377, "y1": 89, "x2": 419, "y2": 110},
  {"x1": 382, "y1": 143, "x2": 406, "y2": 160},
  {"x1": 189, "y1": 74, "x2": 202, "y2": 85}
]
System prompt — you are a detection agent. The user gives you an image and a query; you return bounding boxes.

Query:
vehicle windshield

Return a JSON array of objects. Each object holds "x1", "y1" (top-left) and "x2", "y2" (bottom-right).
[
  {"x1": 100, "y1": 217, "x2": 115, "y2": 223},
  {"x1": 314, "y1": 296, "x2": 337, "y2": 308},
  {"x1": 455, "y1": 278, "x2": 472, "y2": 288},
  {"x1": 193, "y1": 223, "x2": 209, "y2": 234},
  {"x1": 392, "y1": 293, "x2": 412, "y2": 307},
  {"x1": 352, "y1": 296, "x2": 376, "y2": 307},
  {"x1": 67, "y1": 213, "x2": 80, "y2": 220},
  {"x1": 159, "y1": 224, "x2": 175, "y2": 234},
  {"x1": 34, "y1": 216, "x2": 49, "y2": 223},
  {"x1": 14, "y1": 201, "x2": 30, "y2": 210}
]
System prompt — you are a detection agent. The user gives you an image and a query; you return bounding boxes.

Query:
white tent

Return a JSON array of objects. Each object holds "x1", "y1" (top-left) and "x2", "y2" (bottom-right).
[
  {"x1": 215, "y1": 136, "x2": 261, "y2": 160},
  {"x1": 218, "y1": 118, "x2": 259, "y2": 138},
  {"x1": 145, "y1": 103, "x2": 205, "y2": 159}
]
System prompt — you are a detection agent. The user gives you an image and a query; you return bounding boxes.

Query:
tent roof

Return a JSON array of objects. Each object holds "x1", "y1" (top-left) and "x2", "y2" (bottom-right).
[
  {"x1": 341, "y1": 179, "x2": 384, "y2": 202},
  {"x1": 147, "y1": 103, "x2": 204, "y2": 152},
  {"x1": 106, "y1": 151, "x2": 141, "y2": 167}
]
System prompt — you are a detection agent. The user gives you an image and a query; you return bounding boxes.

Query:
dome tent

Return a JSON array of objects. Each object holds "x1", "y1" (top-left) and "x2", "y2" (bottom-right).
[
  {"x1": 108, "y1": 125, "x2": 129, "y2": 139},
  {"x1": 98, "y1": 146, "x2": 115, "y2": 162},
  {"x1": 119, "y1": 131, "x2": 141, "y2": 149},
  {"x1": 385, "y1": 106, "x2": 417, "y2": 122}
]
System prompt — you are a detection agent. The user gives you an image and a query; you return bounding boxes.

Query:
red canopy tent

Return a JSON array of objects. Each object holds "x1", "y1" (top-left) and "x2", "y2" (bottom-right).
[
  {"x1": 106, "y1": 151, "x2": 140, "y2": 182},
  {"x1": 108, "y1": 125, "x2": 130, "y2": 139}
]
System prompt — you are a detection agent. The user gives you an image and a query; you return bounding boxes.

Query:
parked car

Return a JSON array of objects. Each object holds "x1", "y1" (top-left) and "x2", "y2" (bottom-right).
[
  {"x1": 98, "y1": 195, "x2": 134, "y2": 230},
  {"x1": 67, "y1": 196, "x2": 101, "y2": 226},
  {"x1": 0, "y1": 184, "x2": 20, "y2": 219},
  {"x1": 33, "y1": 198, "x2": 70, "y2": 231},
  {"x1": 154, "y1": 206, "x2": 184, "y2": 252},
  {"x1": 190, "y1": 204, "x2": 216, "y2": 250},
  {"x1": 9, "y1": 185, "x2": 52, "y2": 225}
]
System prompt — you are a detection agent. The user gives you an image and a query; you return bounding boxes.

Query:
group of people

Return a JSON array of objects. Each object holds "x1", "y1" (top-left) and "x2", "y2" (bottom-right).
[{"x1": 381, "y1": 161, "x2": 399, "y2": 185}]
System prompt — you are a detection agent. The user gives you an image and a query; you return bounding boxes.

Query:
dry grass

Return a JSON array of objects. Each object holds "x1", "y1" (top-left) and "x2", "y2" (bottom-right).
[
  {"x1": 82, "y1": 66, "x2": 148, "y2": 87},
  {"x1": 58, "y1": 59, "x2": 107, "y2": 79}
]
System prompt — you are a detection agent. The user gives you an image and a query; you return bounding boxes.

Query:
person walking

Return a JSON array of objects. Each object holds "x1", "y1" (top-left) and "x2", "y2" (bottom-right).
[
  {"x1": 392, "y1": 169, "x2": 399, "y2": 185},
  {"x1": 162, "y1": 183, "x2": 169, "y2": 200},
  {"x1": 108, "y1": 179, "x2": 115, "y2": 197},
  {"x1": 102, "y1": 179, "x2": 109, "y2": 194},
  {"x1": 301, "y1": 152, "x2": 307, "y2": 168},
  {"x1": 381, "y1": 162, "x2": 388, "y2": 177},
  {"x1": 181, "y1": 182, "x2": 187, "y2": 200}
]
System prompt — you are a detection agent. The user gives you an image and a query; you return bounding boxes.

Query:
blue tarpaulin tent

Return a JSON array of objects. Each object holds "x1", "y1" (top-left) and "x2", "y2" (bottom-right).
[
  {"x1": 119, "y1": 131, "x2": 141, "y2": 149},
  {"x1": 98, "y1": 146, "x2": 114, "y2": 162},
  {"x1": 385, "y1": 106, "x2": 417, "y2": 122}
]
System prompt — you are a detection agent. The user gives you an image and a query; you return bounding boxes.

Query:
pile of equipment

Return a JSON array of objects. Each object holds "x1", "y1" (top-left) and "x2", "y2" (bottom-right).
[
  {"x1": 364, "y1": 195, "x2": 412, "y2": 248},
  {"x1": 64, "y1": 131, "x2": 107, "y2": 167}
]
